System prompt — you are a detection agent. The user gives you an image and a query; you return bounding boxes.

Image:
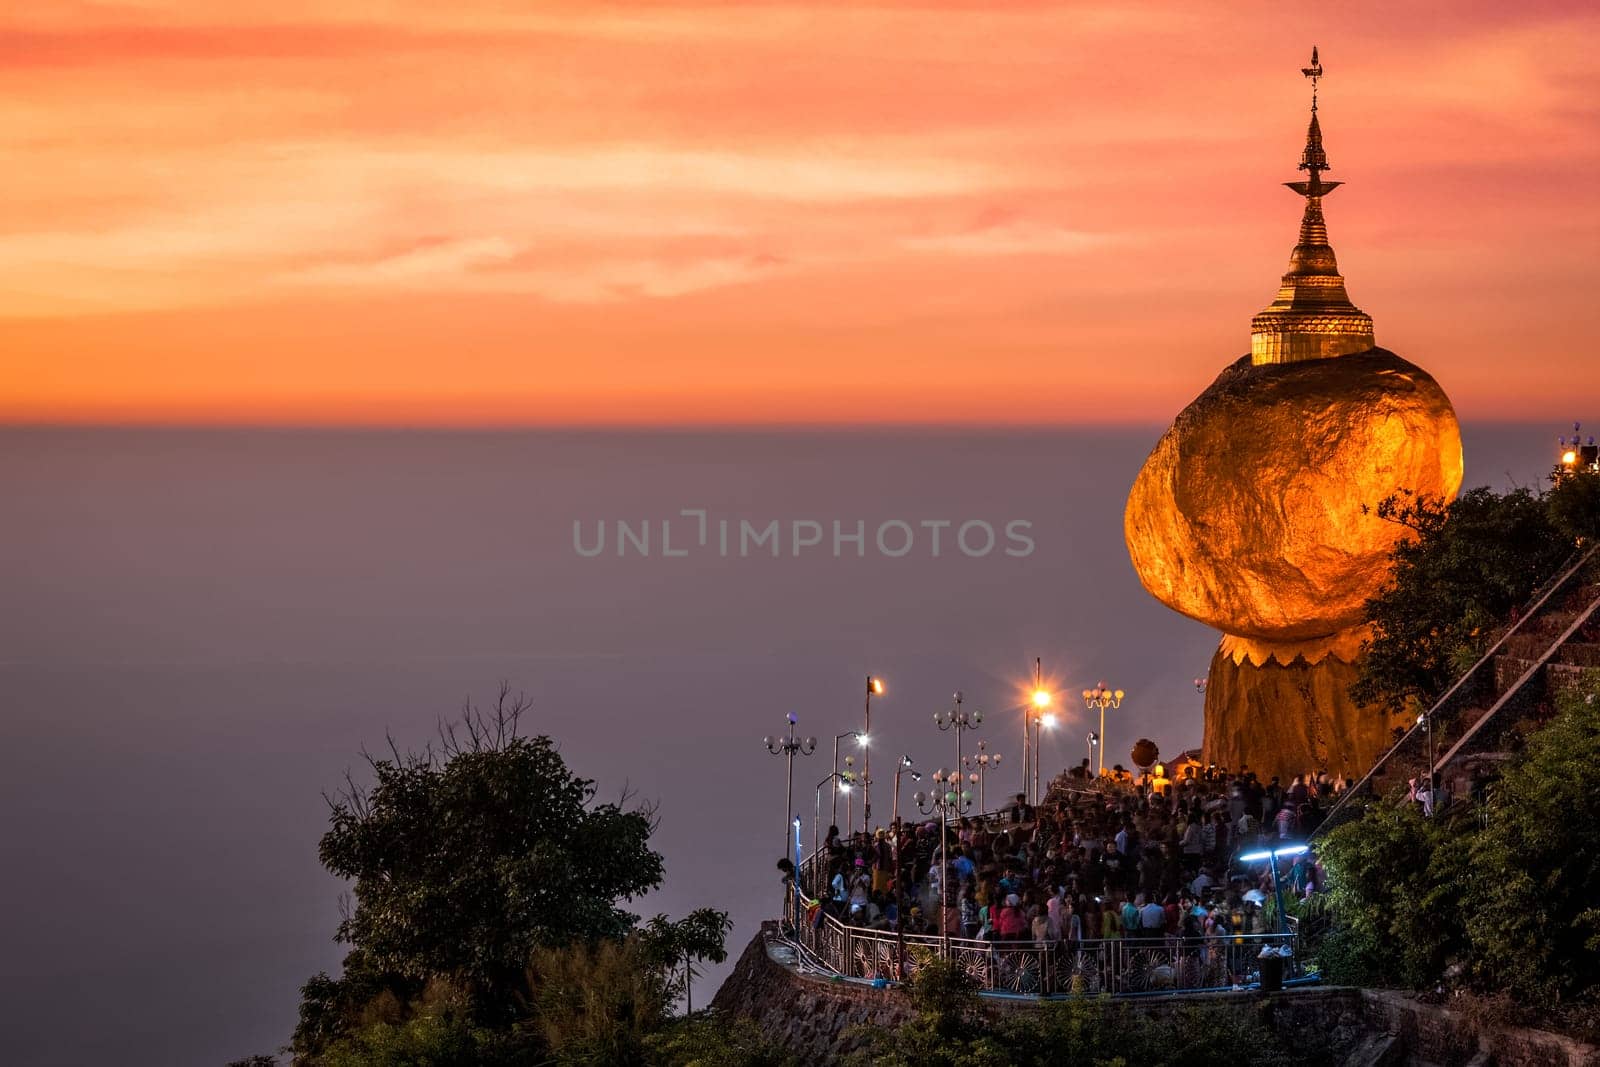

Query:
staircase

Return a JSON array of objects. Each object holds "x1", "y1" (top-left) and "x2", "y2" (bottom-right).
[{"x1": 1313, "y1": 542, "x2": 1600, "y2": 838}]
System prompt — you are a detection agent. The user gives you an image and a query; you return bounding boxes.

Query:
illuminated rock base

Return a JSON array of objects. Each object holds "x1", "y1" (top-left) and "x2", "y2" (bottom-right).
[{"x1": 1200, "y1": 640, "x2": 1405, "y2": 783}]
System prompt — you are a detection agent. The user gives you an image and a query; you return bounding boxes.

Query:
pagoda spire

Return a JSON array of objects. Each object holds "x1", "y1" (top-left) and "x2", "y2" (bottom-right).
[{"x1": 1249, "y1": 47, "x2": 1375, "y2": 365}]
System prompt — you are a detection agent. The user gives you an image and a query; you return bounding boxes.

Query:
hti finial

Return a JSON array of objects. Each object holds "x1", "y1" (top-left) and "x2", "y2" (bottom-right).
[
  {"x1": 1291, "y1": 47, "x2": 1333, "y2": 190},
  {"x1": 1301, "y1": 46, "x2": 1322, "y2": 111}
]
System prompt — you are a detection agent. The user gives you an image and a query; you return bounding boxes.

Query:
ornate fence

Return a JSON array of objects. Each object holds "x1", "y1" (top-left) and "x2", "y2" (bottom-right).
[{"x1": 791, "y1": 907, "x2": 1299, "y2": 997}]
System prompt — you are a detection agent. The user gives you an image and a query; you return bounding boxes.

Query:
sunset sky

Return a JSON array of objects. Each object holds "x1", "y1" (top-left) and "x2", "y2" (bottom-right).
[{"x1": 3, "y1": 1, "x2": 1596, "y2": 425}]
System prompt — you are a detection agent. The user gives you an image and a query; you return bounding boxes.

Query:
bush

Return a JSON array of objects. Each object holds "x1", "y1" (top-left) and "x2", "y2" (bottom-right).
[
  {"x1": 1462, "y1": 685, "x2": 1600, "y2": 1003},
  {"x1": 1318, "y1": 681, "x2": 1600, "y2": 1010},
  {"x1": 1315, "y1": 796, "x2": 1468, "y2": 988}
]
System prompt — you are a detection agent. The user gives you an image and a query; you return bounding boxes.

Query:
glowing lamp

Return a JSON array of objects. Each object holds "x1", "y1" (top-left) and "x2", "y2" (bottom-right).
[{"x1": 1237, "y1": 844, "x2": 1309, "y2": 863}]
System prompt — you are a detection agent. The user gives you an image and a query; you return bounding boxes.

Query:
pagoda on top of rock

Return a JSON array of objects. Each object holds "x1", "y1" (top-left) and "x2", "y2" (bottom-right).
[
  {"x1": 1250, "y1": 48, "x2": 1375, "y2": 365},
  {"x1": 1123, "y1": 49, "x2": 1465, "y2": 781}
]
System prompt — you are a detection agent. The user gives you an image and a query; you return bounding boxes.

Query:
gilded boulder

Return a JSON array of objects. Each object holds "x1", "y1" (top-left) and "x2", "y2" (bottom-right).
[{"x1": 1124, "y1": 348, "x2": 1463, "y2": 643}]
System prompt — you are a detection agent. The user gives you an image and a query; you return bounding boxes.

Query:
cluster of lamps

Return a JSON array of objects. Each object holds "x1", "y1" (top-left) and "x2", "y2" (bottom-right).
[
  {"x1": 1558, "y1": 422, "x2": 1600, "y2": 475},
  {"x1": 763, "y1": 668, "x2": 1136, "y2": 948},
  {"x1": 1082, "y1": 683, "x2": 1124, "y2": 775},
  {"x1": 961, "y1": 740, "x2": 1000, "y2": 812}
]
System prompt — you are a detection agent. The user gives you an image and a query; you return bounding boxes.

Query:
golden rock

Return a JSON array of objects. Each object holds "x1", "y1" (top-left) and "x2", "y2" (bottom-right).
[
  {"x1": 1125, "y1": 51, "x2": 1467, "y2": 779},
  {"x1": 1125, "y1": 347, "x2": 1463, "y2": 645}
]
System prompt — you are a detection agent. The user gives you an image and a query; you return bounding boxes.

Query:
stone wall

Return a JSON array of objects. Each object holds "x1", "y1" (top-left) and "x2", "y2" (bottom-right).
[
  {"x1": 709, "y1": 926, "x2": 914, "y2": 1063},
  {"x1": 713, "y1": 925, "x2": 1600, "y2": 1067}
]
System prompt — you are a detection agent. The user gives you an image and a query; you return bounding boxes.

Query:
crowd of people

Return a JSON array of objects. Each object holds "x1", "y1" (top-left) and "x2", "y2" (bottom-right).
[{"x1": 794, "y1": 761, "x2": 1339, "y2": 949}]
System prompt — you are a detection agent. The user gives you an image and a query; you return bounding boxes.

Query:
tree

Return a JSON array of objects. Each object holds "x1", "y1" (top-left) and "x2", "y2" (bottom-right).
[
  {"x1": 292, "y1": 689, "x2": 729, "y2": 1062},
  {"x1": 1316, "y1": 679, "x2": 1600, "y2": 1018},
  {"x1": 644, "y1": 1016, "x2": 798, "y2": 1067},
  {"x1": 846, "y1": 959, "x2": 1009, "y2": 1067},
  {"x1": 1461, "y1": 683, "x2": 1600, "y2": 1003},
  {"x1": 641, "y1": 908, "x2": 735, "y2": 1011},
  {"x1": 1353, "y1": 488, "x2": 1573, "y2": 712},
  {"x1": 1312, "y1": 792, "x2": 1468, "y2": 988},
  {"x1": 1547, "y1": 468, "x2": 1600, "y2": 544}
]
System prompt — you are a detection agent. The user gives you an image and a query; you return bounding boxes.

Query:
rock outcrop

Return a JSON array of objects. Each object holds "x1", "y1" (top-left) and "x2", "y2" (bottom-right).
[{"x1": 1125, "y1": 349, "x2": 1462, "y2": 645}]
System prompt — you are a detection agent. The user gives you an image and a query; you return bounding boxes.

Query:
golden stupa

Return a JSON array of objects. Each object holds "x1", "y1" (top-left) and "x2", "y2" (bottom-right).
[{"x1": 1124, "y1": 50, "x2": 1464, "y2": 780}]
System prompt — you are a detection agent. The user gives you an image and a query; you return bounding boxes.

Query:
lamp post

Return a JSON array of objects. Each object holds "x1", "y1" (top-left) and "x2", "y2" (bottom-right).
[
  {"x1": 765, "y1": 714, "x2": 816, "y2": 922},
  {"x1": 790, "y1": 816, "x2": 803, "y2": 935},
  {"x1": 1028, "y1": 658, "x2": 1055, "y2": 805},
  {"x1": 1086, "y1": 731, "x2": 1099, "y2": 774},
  {"x1": 892, "y1": 755, "x2": 920, "y2": 978},
  {"x1": 1082, "y1": 683, "x2": 1124, "y2": 776},
  {"x1": 831, "y1": 730, "x2": 862, "y2": 829},
  {"x1": 844, "y1": 755, "x2": 857, "y2": 833},
  {"x1": 961, "y1": 741, "x2": 1001, "y2": 813},
  {"x1": 1418, "y1": 711, "x2": 1435, "y2": 817},
  {"x1": 934, "y1": 691, "x2": 983, "y2": 791},
  {"x1": 914, "y1": 768, "x2": 975, "y2": 952},
  {"x1": 864, "y1": 675, "x2": 884, "y2": 834},
  {"x1": 1238, "y1": 842, "x2": 1308, "y2": 935},
  {"x1": 813, "y1": 771, "x2": 851, "y2": 900}
]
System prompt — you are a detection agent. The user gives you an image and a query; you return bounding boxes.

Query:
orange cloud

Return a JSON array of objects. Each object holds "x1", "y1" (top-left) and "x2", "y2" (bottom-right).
[{"x1": 1, "y1": 2, "x2": 1596, "y2": 424}]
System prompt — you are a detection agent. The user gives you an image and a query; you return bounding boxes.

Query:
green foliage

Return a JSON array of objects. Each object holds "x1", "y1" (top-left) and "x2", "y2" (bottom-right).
[
  {"x1": 1462, "y1": 684, "x2": 1600, "y2": 1002},
  {"x1": 526, "y1": 932, "x2": 671, "y2": 1064},
  {"x1": 846, "y1": 960, "x2": 1000, "y2": 1067},
  {"x1": 644, "y1": 1016, "x2": 799, "y2": 1067},
  {"x1": 1548, "y1": 470, "x2": 1600, "y2": 543},
  {"x1": 1315, "y1": 798, "x2": 1469, "y2": 987},
  {"x1": 1319, "y1": 680, "x2": 1600, "y2": 1009},
  {"x1": 293, "y1": 690, "x2": 732, "y2": 1064},
  {"x1": 1353, "y1": 487, "x2": 1573, "y2": 712},
  {"x1": 317, "y1": 1014, "x2": 482, "y2": 1067},
  {"x1": 641, "y1": 908, "x2": 735, "y2": 1008},
  {"x1": 850, "y1": 965, "x2": 1300, "y2": 1067},
  {"x1": 316, "y1": 692, "x2": 664, "y2": 1019}
]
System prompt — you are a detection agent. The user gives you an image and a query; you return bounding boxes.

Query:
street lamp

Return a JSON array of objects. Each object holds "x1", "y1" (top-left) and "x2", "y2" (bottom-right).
[
  {"x1": 1082, "y1": 683, "x2": 1124, "y2": 776},
  {"x1": 831, "y1": 730, "x2": 862, "y2": 829},
  {"x1": 843, "y1": 754, "x2": 859, "y2": 833},
  {"x1": 914, "y1": 767, "x2": 974, "y2": 950},
  {"x1": 934, "y1": 691, "x2": 983, "y2": 789},
  {"x1": 765, "y1": 715, "x2": 816, "y2": 930},
  {"x1": 892, "y1": 755, "x2": 920, "y2": 978},
  {"x1": 863, "y1": 675, "x2": 884, "y2": 834},
  {"x1": 962, "y1": 741, "x2": 1001, "y2": 813},
  {"x1": 1086, "y1": 730, "x2": 1099, "y2": 773},
  {"x1": 812, "y1": 771, "x2": 852, "y2": 900},
  {"x1": 1026, "y1": 657, "x2": 1054, "y2": 806},
  {"x1": 1418, "y1": 711, "x2": 1435, "y2": 817},
  {"x1": 1238, "y1": 842, "x2": 1308, "y2": 934}
]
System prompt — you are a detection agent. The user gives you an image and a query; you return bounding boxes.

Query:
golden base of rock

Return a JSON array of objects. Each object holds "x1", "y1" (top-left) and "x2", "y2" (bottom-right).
[{"x1": 1200, "y1": 637, "x2": 1406, "y2": 783}]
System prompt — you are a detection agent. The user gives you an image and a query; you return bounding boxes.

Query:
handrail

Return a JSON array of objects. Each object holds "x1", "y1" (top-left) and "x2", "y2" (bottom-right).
[
  {"x1": 1432, "y1": 581, "x2": 1600, "y2": 769},
  {"x1": 1312, "y1": 541, "x2": 1600, "y2": 837},
  {"x1": 790, "y1": 908, "x2": 1299, "y2": 997}
]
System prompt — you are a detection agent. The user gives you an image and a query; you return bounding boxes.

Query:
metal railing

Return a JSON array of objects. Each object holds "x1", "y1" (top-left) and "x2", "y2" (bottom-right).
[
  {"x1": 787, "y1": 907, "x2": 1300, "y2": 997},
  {"x1": 1312, "y1": 542, "x2": 1600, "y2": 838}
]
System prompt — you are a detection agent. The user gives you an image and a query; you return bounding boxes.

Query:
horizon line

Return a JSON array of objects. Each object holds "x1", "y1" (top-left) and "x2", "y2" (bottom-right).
[
  {"x1": 0, "y1": 415, "x2": 1574, "y2": 435},
  {"x1": 0, "y1": 415, "x2": 1575, "y2": 434}
]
